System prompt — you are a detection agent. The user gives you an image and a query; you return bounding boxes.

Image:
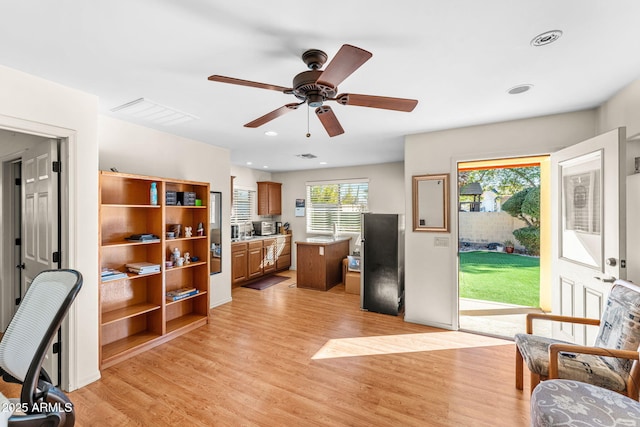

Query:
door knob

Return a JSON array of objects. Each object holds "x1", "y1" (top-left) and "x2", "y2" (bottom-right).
[
  {"x1": 16, "y1": 263, "x2": 25, "y2": 270},
  {"x1": 606, "y1": 258, "x2": 617, "y2": 267},
  {"x1": 594, "y1": 276, "x2": 616, "y2": 283}
]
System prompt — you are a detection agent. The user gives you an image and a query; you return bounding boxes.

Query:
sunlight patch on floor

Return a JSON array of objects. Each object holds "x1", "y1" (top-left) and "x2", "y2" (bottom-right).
[{"x1": 312, "y1": 331, "x2": 510, "y2": 359}]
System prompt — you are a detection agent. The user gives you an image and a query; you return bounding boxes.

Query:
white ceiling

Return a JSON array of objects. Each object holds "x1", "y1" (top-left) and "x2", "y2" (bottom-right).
[{"x1": 2, "y1": 1, "x2": 640, "y2": 171}]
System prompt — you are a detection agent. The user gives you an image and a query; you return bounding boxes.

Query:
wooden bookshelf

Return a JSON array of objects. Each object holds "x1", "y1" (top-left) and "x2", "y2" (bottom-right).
[{"x1": 99, "y1": 171, "x2": 210, "y2": 369}]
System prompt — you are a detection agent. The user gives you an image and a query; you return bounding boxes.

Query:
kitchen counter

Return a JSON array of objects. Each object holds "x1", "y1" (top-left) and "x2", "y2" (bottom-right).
[
  {"x1": 231, "y1": 233, "x2": 288, "y2": 243},
  {"x1": 295, "y1": 236, "x2": 351, "y2": 291},
  {"x1": 231, "y1": 234, "x2": 292, "y2": 286}
]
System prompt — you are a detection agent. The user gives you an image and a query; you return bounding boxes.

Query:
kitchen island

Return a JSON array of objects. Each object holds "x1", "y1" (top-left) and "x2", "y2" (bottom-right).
[{"x1": 295, "y1": 236, "x2": 351, "y2": 291}]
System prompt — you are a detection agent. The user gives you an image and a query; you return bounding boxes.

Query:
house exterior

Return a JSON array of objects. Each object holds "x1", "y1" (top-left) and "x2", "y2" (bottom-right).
[{"x1": 480, "y1": 189, "x2": 501, "y2": 212}]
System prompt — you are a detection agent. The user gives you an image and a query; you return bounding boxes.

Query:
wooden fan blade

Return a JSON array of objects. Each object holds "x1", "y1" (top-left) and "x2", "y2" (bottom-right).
[
  {"x1": 336, "y1": 93, "x2": 418, "y2": 112},
  {"x1": 316, "y1": 44, "x2": 372, "y2": 88},
  {"x1": 244, "y1": 103, "x2": 299, "y2": 128},
  {"x1": 208, "y1": 75, "x2": 291, "y2": 93},
  {"x1": 315, "y1": 106, "x2": 344, "y2": 137}
]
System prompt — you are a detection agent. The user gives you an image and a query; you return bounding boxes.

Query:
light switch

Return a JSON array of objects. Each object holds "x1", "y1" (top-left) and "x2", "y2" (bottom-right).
[
  {"x1": 434, "y1": 237, "x2": 450, "y2": 247},
  {"x1": 319, "y1": 246, "x2": 324, "y2": 256}
]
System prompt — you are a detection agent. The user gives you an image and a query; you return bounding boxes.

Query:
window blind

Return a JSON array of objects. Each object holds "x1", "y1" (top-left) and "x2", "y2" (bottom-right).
[
  {"x1": 306, "y1": 181, "x2": 369, "y2": 233},
  {"x1": 231, "y1": 188, "x2": 256, "y2": 224}
]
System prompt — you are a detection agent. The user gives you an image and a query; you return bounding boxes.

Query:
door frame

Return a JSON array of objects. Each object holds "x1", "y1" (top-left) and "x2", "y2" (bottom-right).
[
  {"x1": 451, "y1": 152, "x2": 552, "y2": 331},
  {"x1": 0, "y1": 159, "x2": 23, "y2": 328},
  {"x1": 0, "y1": 114, "x2": 76, "y2": 391}
]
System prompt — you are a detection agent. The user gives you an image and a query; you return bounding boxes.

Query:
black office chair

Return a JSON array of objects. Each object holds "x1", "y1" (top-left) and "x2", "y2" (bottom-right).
[{"x1": 0, "y1": 269, "x2": 82, "y2": 427}]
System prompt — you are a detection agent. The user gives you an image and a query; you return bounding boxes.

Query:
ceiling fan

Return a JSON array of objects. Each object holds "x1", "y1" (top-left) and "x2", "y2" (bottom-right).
[{"x1": 208, "y1": 44, "x2": 418, "y2": 137}]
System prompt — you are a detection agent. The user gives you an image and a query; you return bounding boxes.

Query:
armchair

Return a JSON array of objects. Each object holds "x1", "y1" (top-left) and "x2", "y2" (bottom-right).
[
  {"x1": 0, "y1": 269, "x2": 82, "y2": 427},
  {"x1": 514, "y1": 279, "x2": 640, "y2": 398}
]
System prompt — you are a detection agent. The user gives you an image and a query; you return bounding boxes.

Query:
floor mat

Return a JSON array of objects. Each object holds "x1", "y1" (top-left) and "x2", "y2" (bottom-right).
[{"x1": 242, "y1": 275, "x2": 288, "y2": 290}]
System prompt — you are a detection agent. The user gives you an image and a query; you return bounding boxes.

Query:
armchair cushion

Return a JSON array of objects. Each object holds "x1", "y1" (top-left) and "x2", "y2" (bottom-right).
[
  {"x1": 531, "y1": 379, "x2": 640, "y2": 427},
  {"x1": 515, "y1": 334, "x2": 627, "y2": 392},
  {"x1": 594, "y1": 282, "x2": 640, "y2": 356}
]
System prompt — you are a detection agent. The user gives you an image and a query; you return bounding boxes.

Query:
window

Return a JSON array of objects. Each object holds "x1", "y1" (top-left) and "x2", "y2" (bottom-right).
[
  {"x1": 306, "y1": 179, "x2": 369, "y2": 233},
  {"x1": 231, "y1": 188, "x2": 256, "y2": 224}
]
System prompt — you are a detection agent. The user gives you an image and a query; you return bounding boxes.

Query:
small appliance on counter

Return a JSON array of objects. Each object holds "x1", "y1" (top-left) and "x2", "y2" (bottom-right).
[
  {"x1": 253, "y1": 221, "x2": 275, "y2": 236},
  {"x1": 231, "y1": 224, "x2": 239, "y2": 240},
  {"x1": 275, "y1": 221, "x2": 282, "y2": 234}
]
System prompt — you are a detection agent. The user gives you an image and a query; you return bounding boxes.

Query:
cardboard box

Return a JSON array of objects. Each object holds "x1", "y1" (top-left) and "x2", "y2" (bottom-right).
[{"x1": 345, "y1": 271, "x2": 360, "y2": 295}]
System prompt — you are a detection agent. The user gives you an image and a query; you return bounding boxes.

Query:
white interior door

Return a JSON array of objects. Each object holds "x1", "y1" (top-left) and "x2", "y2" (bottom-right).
[
  {"x1": 21, "y1": 138, "x2": 59, "y2": 384},
  {"x1": 551, "y1": 128, "x2": 626, "y2": 345}
]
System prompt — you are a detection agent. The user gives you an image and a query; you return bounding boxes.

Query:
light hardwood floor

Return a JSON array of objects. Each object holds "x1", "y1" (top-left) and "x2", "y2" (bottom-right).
[{"x1": 2, "y1": 271, "x2": 532, "y2": 426}]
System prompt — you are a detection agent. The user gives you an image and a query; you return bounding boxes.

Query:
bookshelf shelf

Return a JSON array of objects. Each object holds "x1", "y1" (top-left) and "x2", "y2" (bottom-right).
[{"x1": 99, "y1": 171, "x2": 210, "y2": 370}]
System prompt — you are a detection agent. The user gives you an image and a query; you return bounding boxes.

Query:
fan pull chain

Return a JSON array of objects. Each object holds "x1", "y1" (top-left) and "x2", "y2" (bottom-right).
[{"x1": 306, "y1": 106, "x2": 311, "y2": 138}]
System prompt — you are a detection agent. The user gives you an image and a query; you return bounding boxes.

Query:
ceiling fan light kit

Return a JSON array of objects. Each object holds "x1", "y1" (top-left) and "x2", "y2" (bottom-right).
[{"x1": 208, "y1": 44, "x2": 418, "y2": 137}]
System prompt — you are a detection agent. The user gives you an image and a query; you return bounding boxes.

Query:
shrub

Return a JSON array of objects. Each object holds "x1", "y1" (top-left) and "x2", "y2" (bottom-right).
[
  {"x1": 521, "y1": 186, "x2": 540, "y2": 226},
  {"x1": 513, "y1": 226, "x2": 540, "y2": 255},
  {"x1": 502, "y1": 188, "x2": 531, "y2": 219}
]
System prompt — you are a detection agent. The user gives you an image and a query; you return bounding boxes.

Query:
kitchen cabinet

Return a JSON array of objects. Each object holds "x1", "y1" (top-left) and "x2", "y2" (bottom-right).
[
  {"x1": 248, "y1": 240, "x2": 264, "y2": 278},
  {"x1": 257, "y1": 181, "x2": 282, "y2": 215},
  {"x1": 231, "y1": 234, "x2": 291, "y2": 287},
  {"x1": 232, "y1": 242, "x2": 248, "y2": 285},
  {"x1": 276, "y1": 235, "x2": 291, "y2": 271},
  {"x1": 262, "y1": 238, "x2": 277, "y2": 274},
  {"x1": 99, "y1": 171, "x2": 210, "y2": 369}
]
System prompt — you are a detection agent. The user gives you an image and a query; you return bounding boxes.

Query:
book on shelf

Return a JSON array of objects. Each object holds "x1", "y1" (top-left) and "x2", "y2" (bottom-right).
[
  {"x1": 166, "y1": 287, "x2": 199, "y2": 301},
  {"x1": 125, "y1": 261, "x2": 161, "y2": 274},
  {"x1": 100, "y1": 268, "x2": 127, "y2": 282},
  {"x1": 125, "y1": 233, "x2": 160, "y2": 243}
]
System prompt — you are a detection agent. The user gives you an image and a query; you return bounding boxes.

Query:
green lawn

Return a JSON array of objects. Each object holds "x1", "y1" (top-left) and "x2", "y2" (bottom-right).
[{"x1": 459, "y1": 251, "x2": 540, "y2": 307}]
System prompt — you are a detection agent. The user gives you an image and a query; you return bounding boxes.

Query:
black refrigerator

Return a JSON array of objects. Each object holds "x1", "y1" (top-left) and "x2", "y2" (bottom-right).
[{"x1": 360, "y1": 213, "x2": 404, "y2": 315}]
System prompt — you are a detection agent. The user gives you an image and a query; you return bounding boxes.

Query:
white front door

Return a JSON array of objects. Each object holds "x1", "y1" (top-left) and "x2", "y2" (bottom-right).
[
  {"x1": 551, "y1": 128, "x2": 627, "y2": 345},
  {"x1": 21, "y1": 138, "x2": 60, "y2": 384}
]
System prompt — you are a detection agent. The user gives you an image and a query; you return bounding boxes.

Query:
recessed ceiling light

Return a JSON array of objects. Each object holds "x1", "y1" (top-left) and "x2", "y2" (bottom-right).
[
  {"x1": 531, "y1": 30, "x2": 563, "y2": 47},
  {"x1": 246, "y1": 161, "x2": 253, "y2": 165},
  {"x1": 265, "y1": 131, "x2": 278, "y2": 136},
  {"x1": 508, "y1": 84, "x2": 533, "y2": 95},
  {"x1": 320, "y1": 162, "x2": 327, "y2": 165},
  {"x1": 263, "y1": 165, "x2": 269, "y2": 169}
]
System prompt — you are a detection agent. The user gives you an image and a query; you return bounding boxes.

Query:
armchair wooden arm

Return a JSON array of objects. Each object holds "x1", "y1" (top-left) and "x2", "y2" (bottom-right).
[
  {"x1": 548, "y1": 343, "x2": 640, "y2": 398},
  {"x1": 525, "y1": 313, "x2": 600, "y2": 334}
]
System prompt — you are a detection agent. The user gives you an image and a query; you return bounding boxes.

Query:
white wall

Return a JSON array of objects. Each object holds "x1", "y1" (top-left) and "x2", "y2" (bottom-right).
[
  {"x1": 598, "y1": 79, "x2": 640, "y2": 140},
  {"x1": 98, "y1": 116, "x2": 232, "y2": 307},
  {"x1": 230, "y1": 165, "x2": 272, "y2": 190},
  {"x1": 0, "y1": 65, "x2": 100, "y2": 390},
  {"x1": 404, "y1": 110, "x2": 597, "y2": 329},
  {"x1": 599, "y1": 79, "x2": 640, "y2": 284},
  {"x1": 273, "y1": 162, "x2": 404, "y2": 267}
]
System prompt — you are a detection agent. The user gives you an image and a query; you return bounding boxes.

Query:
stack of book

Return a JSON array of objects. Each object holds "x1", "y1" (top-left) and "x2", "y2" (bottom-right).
[
  {"x1": 101, "y1": 268, "x2": 127, "y2": 282},
  {"x1": 166, "y1": 287, "x2": 199, "y2": 302},
  {"x1": 125, "y1": 261, "x2": 161, "y2": 275}
]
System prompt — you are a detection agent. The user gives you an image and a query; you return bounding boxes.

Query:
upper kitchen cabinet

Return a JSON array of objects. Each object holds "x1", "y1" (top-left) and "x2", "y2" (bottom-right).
[{"x1": 257, "y1": 181, "x2": 282, "y2": 216}]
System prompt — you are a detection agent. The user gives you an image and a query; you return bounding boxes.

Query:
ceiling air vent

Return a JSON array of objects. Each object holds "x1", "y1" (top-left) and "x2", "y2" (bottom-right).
[
  {"x1": 110, "y1": 98, "x2": 198, "y2": 126},
  {"x1": 296, "y1": 153, "x2": 318, "y2": 159}
]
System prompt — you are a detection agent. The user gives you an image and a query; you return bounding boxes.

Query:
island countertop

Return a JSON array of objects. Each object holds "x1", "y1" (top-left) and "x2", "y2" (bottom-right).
[{"x1": 295, "y1": 235, "x2": 352, "y2": 245}]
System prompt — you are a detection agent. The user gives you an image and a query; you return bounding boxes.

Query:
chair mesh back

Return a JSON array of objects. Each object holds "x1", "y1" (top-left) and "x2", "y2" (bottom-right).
[{"x1": 0, "y1": 271, "x2": 79, "y2": 382}]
